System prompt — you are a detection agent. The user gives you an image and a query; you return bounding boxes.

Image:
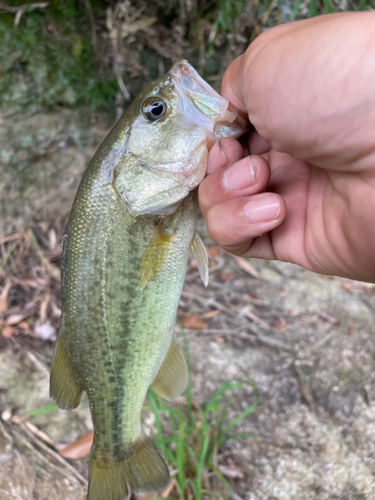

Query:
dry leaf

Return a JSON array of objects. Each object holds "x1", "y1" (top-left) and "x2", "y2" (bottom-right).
[
  {"x1": 217, "y1": 272, "x2": 234, "y2": 283},
  {"x1": 207, "y1": 247, "x2": 219, "y2": 256},
  {"x1": 6, "y1": 313, "x2": 29, "y2": 326},
  {"x1": 21, "y1": 278, "x2": 40, "y2": 289},
  {"x1": 179, "y1": 315, "x2": 207, "y2": 329},
  {"x1": 0, "y1": 282, "x2": 11, "y2": 313},
  {"x1": 273, "y1": 316, "x2": 287, "y2": 332},
  {"x1": 48, "y1": 228, "x2": 57, "y2": 250},
  {"x1": 201, "y1": 310, "x2": 220, "y2": 319},
  {"x1": 2, "y1": 325, "x2": 16, "y2": 338},
  {"x1": 39, "y1": 294, "x2": 50, "y2": 322},
  {"x1": 50, "y1": 300, "x2": 62, "y2": 318},
  {"x1": 233, "y1": 255, "x2": 263, "y2": 280},
  {"x1": 18, "y1": 321, "x2": 29, "y2": 329},
  {"x1": 217, "y1": 464, "x2": 244, "y2": 479},
  {"x1": 319, "y1": 312, "x2": 339, "y2": 325},
  {"x1": 58, "y1": 431, "x2": 94, "y2": 459}
]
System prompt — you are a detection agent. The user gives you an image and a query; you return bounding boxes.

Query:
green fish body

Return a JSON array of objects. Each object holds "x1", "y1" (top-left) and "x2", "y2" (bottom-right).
[{"x1": 50, "y1": 61, "x2": 245, "y2": 500}]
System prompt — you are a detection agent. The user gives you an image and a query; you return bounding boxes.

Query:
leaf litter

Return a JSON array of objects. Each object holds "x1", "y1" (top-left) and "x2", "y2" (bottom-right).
[{"x1": 0, "y1": 215, "x2": 268, "y2": 499}]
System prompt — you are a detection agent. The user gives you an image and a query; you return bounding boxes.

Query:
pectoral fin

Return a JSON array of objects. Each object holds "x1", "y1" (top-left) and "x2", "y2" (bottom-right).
[
  {"x1": 50, "y1": 333, "x2": 83, "y2": 410},
  {"x1": 150, "y1": 339, "x2": 188, "y2": 401},
  {"x1": 138, "y1": 220, "x2": 176, "y2": 290},
  {"x1": 190, "y1": 232, "x2": 209, "y2": 287}
]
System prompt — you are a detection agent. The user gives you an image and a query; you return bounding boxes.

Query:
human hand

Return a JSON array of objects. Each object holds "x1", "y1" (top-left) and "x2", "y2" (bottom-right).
[{"x1": 199, "y1": 12, "x2": 375, "y2": 282}]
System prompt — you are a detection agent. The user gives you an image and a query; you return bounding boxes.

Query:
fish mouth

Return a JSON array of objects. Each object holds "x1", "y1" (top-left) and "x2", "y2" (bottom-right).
[
  {"x1": 163, "y1": 60, "x2": 248, "y2": 191},
  {"x1": 170, "y1": 60, "x2": 248, "y2": 143}
]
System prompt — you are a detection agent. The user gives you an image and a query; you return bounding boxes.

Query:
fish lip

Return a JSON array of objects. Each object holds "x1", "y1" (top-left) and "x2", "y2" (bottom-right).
[
  {"x1": 170, "y1": 60, "x2": 220, "y2": 99},
  {"x1": 170, "y1": 60, "x2": 228, "y2": 127},
  {"x1": 170, "y1": 60, "x2": 248, "y2": 139}
]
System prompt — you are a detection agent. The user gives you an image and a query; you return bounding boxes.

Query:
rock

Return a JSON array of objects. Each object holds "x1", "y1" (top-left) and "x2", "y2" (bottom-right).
[
  {"x1": 0, "y1": 436, "x2": 33, "y2": 500},
  {"x1": 0, "y1": 110, "x2": 107, "y2": 236}
]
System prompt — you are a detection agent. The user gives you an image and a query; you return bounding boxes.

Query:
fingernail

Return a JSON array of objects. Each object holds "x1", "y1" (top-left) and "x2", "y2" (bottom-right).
[
  {"x1": 244, "y1": 194, "x2": 280, "y2": 223},
  {"x1": 223, "y1": 157, "x2": 256, "y2": 190},
  {"x1": 218, "y1": 139, "x2": 229, "y2": 162}
]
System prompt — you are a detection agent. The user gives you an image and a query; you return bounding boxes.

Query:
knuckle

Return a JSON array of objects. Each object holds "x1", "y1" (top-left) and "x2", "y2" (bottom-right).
[{"x1": 206, "y1": 208, "x2": 229, "y2": 247}]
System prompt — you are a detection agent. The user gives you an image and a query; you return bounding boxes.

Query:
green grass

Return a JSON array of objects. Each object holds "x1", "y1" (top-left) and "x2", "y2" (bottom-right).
[{"x1": 142, "y1": 328, "x2": 260, "y2": 499}]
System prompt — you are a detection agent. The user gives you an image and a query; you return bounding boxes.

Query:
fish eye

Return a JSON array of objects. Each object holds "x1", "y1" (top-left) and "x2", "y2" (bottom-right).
[{"x1": 142, "y1": 98, "x2": 168, "y2": 122}]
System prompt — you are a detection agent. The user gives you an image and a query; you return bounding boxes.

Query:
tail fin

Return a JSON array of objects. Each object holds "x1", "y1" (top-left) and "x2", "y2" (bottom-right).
[{"x1": 88, "y1": 436, "x2": 170, "y2": 499}]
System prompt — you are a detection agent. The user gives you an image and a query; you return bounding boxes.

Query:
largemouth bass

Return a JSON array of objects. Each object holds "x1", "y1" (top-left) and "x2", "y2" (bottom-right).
[{"x1": 50, "y1": 61, "x2": 245, "y2": 500}]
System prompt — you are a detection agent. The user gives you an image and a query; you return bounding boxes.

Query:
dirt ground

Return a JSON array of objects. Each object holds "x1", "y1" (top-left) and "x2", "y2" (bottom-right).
[{"x1": 1, "y1": 111, "x2": 375, "y2": 500}]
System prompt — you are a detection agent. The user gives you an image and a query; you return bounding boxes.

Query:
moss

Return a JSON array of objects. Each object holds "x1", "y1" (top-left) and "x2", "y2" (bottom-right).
[{"x1": 0, "y1": 1, "x2": 115, "y2": 112}]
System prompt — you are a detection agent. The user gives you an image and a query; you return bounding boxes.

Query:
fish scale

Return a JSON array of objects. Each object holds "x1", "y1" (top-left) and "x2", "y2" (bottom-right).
[{"x1": 50, "y1": 60, "x2": 246, "y2": 499}]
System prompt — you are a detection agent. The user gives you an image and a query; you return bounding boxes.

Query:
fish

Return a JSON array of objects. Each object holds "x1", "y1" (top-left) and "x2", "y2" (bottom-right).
[{"x1": 49, "y1": 60, "x2": 246, "y2": 500}]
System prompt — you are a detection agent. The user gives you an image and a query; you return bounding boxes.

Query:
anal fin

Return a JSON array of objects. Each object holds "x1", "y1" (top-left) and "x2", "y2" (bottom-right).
[
  {"x1": 150, "y1": 339, "x2": 188, "y2": 401},
  {"x1": 50, "y1": 333, "x2": 83, "y2": 410}
]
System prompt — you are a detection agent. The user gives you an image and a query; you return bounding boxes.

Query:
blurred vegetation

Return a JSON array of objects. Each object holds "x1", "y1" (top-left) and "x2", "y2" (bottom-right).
[
  {"x1": 0, "y1": 0, "x2": 116, "y2": 112},
  {"x1": 0, "y1": 0, "x2": 374, "y2": 114}
]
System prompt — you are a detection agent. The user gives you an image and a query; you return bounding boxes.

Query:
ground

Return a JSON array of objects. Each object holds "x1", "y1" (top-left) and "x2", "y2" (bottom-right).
[{"x1": 1, "y1": 110, "x2": 375, "y2": 500}]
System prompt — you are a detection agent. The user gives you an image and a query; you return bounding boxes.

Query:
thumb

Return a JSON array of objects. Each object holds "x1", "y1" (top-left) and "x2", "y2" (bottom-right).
[
  {"x1": 220, "y1": 54, "x2": 248, "y2": 116},
  {"x1": 220, "y1": 22, "x2": 289, "y2": 119}
]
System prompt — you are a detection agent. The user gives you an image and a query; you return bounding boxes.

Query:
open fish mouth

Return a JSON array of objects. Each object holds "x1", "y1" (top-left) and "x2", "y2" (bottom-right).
[
  {"x1": 170, "y1": 60, "x2": 247, "y2": 145},
  {"x1": 144, "y1": 61, "x2": 247, "y2": 195},
  {"x1": 163, "y1": 60, "x2": 247, "y2": 191}
]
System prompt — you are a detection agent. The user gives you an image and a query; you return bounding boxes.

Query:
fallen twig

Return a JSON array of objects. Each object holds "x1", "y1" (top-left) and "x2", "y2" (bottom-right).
[
  {"x1": 25, "y1": 350, "x2": 50, "y2": 380},
  {"x1": 232, "y1": 255, "x2": 264, "y2": 281},
  {"x1": 240, "y1": 305, "x2": 272, "y2": 332},
  {"x1": 12, "y1": 419, "x2": 88, "y2": 486}
]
